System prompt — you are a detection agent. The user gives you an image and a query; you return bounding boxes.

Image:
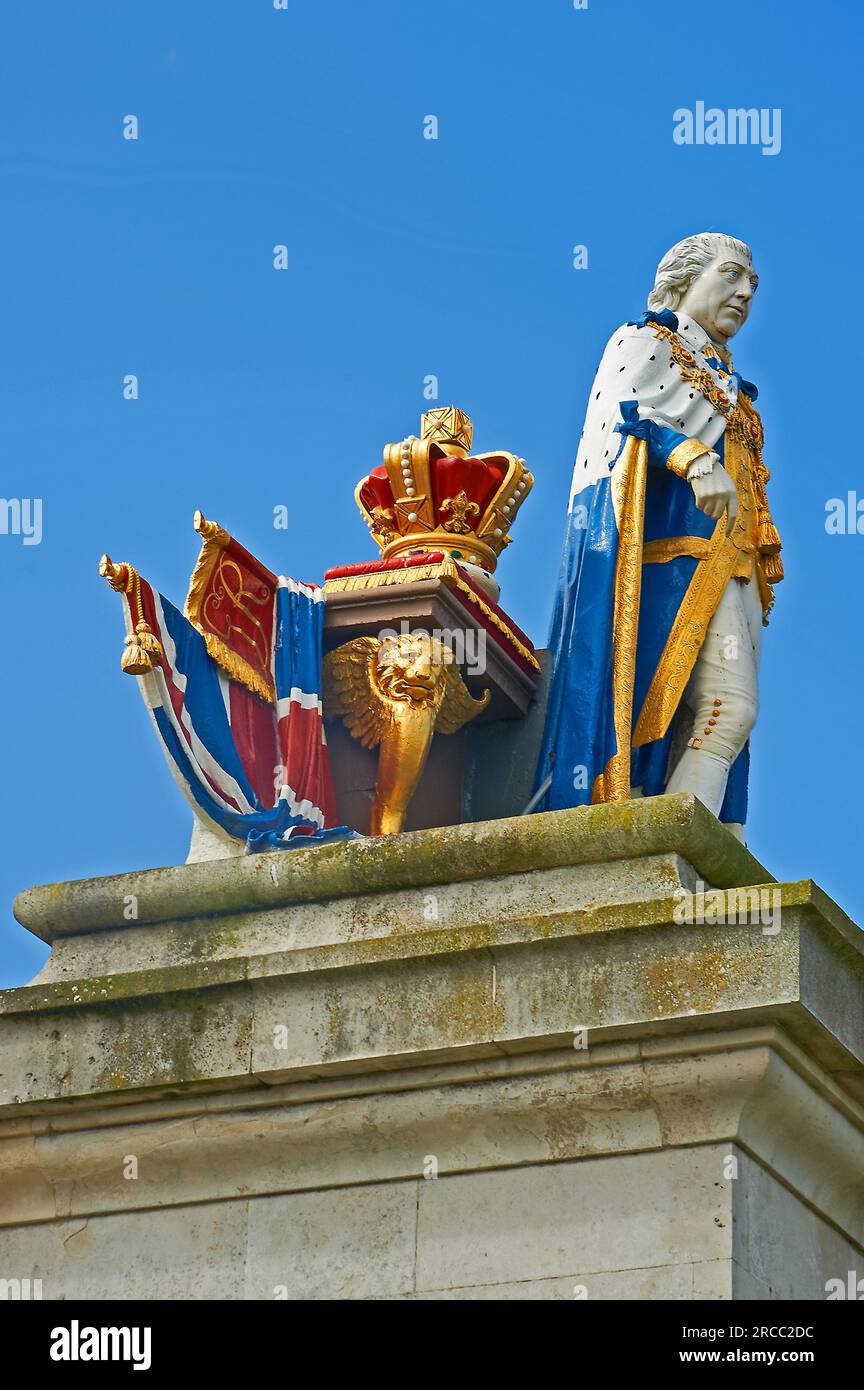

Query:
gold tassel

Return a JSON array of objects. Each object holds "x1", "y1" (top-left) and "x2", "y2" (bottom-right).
[
  {"x1": 134, "y1": 620, "x2": 163, "y2": 660},
  {"x1": 750, "y1": 456, "x2": 783, "y2": 576},
  {"x1": 731, "y1": 398, "x2": 784, "y2": 592},
  {"x1": 122, "y1": 623, "x2": 155, "y2": 675},
  {"x1": 757, "y1": 513, "x2": 782, "y2": 555},
  {"x1": 122, "y1": 620, "x2": 162, "y2": 673}
]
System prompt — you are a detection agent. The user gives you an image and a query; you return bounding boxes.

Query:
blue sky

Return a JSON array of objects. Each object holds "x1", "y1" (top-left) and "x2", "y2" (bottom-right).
[{"x1": 2, "y1": 0, "x2": 862, "y2": 986}]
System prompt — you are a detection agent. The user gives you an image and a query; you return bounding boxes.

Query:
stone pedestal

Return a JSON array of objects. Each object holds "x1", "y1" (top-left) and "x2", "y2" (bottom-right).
[{"x1": 1, "y1": 794, "x2": 862, "y2": 1300}]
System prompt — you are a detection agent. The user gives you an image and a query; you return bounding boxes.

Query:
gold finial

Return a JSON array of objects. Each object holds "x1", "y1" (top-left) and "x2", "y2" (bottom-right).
[
  {"x1": 421, "y1": 405, "x2": 473, "y2": 455},
  {"x1": 99, "y1": 553, "x2": 131, "y2": 592},
  {"x1": 193, "y1": 509, "x2": 229, "y2": 544}
]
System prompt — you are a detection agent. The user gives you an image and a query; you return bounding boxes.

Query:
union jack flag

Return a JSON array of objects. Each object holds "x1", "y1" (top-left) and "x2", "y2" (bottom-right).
[{"x1": 117, "y1": 570, "x2": 357, "y2": 852}]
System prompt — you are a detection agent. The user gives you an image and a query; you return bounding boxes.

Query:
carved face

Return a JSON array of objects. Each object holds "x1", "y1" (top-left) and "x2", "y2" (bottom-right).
[
  {"x1": 678, "y1": 251, "x2": 759, "y2": 346},
  {"x1": 376, "y1": 633, "x2": 451, "y2": 706}
]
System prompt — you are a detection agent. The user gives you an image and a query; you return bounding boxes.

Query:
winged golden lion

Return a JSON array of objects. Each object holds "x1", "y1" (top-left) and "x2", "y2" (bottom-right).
[{"x1": 323, "y1": 631, "x2": 490, "y2": 835}]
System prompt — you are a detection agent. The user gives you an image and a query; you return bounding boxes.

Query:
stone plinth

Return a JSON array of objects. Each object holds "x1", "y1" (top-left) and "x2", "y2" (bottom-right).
[{"x1": 1, "y1": 794, "x2": 863, "y2": 1300}]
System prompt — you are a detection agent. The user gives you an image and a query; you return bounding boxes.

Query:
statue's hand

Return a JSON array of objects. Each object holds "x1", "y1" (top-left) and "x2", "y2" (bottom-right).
[{"x1": 689, "y1": 455, "x2": 739, "y2": 535}]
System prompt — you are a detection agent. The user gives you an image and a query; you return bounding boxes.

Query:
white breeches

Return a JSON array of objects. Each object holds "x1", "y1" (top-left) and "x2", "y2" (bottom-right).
[{"x1": 664, "y1": 575, "x2": 763, "y2": 819}]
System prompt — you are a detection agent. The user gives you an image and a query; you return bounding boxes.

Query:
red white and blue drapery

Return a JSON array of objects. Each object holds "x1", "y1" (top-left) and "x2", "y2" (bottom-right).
[{"x1": 120, "y1": 574, "x2": 357, "y2": 852}]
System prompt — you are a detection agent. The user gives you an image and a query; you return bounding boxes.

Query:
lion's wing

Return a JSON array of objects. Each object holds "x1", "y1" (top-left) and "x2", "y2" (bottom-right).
[
  {"x1": 322, "y1": 637, "x2": 389, "y2": 748},
  {"x1": 435, "y1": 663, "x2": 490, "y2": 734}
]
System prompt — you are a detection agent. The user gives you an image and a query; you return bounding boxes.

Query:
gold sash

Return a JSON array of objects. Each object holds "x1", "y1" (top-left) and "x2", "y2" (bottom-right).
[{"x1": 633, "y1": 427, "x2": 762, "y2": 749}]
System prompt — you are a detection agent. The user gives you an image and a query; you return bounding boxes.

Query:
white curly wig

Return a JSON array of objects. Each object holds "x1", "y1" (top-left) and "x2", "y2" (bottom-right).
[{"x1": 647, "y1": 232, "x2": 753, "y2": 311}]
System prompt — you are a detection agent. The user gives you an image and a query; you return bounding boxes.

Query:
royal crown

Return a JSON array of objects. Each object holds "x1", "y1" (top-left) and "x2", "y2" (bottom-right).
[{"x1": 354, "y1": 406, "x2": 532, "y2": 573}]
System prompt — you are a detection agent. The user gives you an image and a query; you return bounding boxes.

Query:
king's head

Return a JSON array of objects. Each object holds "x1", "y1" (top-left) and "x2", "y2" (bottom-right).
[{"x1": 648, "y1": 231, "x2": 758, "y2": 350}]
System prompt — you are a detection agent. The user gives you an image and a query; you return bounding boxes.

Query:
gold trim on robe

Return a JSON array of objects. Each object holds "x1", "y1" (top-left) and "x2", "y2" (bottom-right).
[
  {"x1": 591, "y1": 436, "x2": 648, "y2": 803},
  {"x1": 666, "y1": 437, "x2": 713, "y2": 479}
]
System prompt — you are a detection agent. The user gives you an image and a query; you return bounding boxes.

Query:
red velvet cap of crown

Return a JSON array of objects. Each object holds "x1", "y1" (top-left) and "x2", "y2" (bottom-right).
[{"x1": 358, "y1": 455, "x2": 507, "y2": 532}]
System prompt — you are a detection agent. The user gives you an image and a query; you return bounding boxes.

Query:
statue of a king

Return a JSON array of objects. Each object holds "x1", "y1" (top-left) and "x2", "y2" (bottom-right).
[{"x1": 533, "y1": 232, "x2": 783, "y2": 837}]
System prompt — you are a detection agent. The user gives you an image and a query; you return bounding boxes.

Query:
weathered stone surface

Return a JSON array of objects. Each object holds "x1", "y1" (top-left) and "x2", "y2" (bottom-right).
[
  {"x1": 0, "y1": 1203, "x2": 248, "y2": 1300},
  {"x1": 417, "y1": 1265, "x2": 699, "y2": 1300},
  {"x1": 244, "y1": 1184, "x2": 418, "y2": 1301},
  {"x1": 1, "y1": 794, "x2": 862, "y2": 1300},
  {"x1": 11, "y1": 793, "x2": 770, "y2": 945},
  {"x1": 732, "y1": 1150, "x2": 862, "y2": 1301},
  {"x1": 415, "y1": 1147, "x2": 731, "y2": 1292}
]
